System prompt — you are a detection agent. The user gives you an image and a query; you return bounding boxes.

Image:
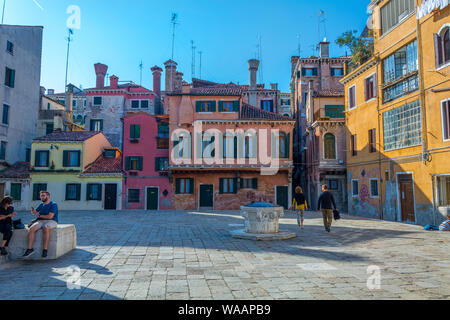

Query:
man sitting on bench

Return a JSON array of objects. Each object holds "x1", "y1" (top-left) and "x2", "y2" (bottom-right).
[{"x1": 23, "y1": 191, "x2": 59, "y2": 258}]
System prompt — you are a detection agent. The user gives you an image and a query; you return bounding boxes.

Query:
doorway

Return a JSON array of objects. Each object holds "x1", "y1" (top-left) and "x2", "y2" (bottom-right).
[
  {"x1": 146, "y1": 187, "x2": 159, "y2": 210},
  {"x1": 104, "y1": 184, "x2": 117, "y2": 210},
  {"x1": 276, "y1": 186, "x2": 289, "y2": 209},
  {"x1": 199, "y1": 184, "x2": 214, "y2": 208},
  {"x1": 397, "y1": 174, "x2": 415, "y2": 223}
]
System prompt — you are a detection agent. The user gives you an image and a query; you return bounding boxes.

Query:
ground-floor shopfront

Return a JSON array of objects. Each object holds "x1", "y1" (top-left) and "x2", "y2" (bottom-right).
[{"x1": 170, "y1": 169, "x2": 292, "y2": 210}]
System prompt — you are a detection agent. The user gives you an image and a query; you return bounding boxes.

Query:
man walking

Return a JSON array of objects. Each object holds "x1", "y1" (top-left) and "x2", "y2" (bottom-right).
[
  {"x1": 317, "y1": 184, "x2": 337, "y2": 233},
  {"x1": 23, "y1": 191, "x2": 59, "y2": 258}
]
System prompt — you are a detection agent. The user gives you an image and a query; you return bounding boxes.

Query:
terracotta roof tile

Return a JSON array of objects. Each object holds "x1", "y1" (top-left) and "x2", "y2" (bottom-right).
[
  {"x1": 0, "y1": 162, "x2": 30, "y2": 179},
  {"x1": 83, "y1": 152, "x2": 122, "y2": 174},
  {"x1": 34, "y1": 131, "x2": 100, "y2": 142},
  {"x1": 313, "y1": 89, "x2": 345, "y2": 97},
  {"x1": 240, "y1": 103, "x2": 293, "y2": 121}
]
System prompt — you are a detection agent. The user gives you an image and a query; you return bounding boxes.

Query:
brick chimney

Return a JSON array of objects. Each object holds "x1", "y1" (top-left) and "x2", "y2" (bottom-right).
[
  {"x1": 110, "y1": 75, "x2": 118, "y2": 89},
  {"x1": 319, "y1": 40, "x2": 330, "y2": 58},
  {"x1": 248, "y1": 59, "x2": 260, "y2": 107},
  {"x1": 65, "y1": 84, "x2": 74, "y2": 113},
  {"x1": 164, "y1": 60, "x2": 178, "y2": 93},
  {"x1": 175, "y1": 72, "x2": 184, "y2": 91},
  {"x1": 151, "y1": 66, "x2": 163, "y2": 97},
  {"x1": 94, "y1": 63, "x2": 108, "y2": 88},
  {"x1": 270, "y1": 83, "x2": 278, "y2": 91}
]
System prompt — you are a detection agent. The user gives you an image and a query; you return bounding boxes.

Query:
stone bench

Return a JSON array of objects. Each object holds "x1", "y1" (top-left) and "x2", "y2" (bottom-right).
[{"x1": 0, "y1": 224, "x2": 76, "y2": 263}]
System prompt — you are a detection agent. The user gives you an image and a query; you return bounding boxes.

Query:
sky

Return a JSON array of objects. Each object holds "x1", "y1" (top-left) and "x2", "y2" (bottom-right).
[{"x1": 3, "y1": 0, "x2": 370, "y2": 93}]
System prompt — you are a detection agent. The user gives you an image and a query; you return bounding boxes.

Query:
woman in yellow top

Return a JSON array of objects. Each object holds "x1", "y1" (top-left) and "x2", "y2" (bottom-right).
[{"x1": 292, "y1": 186, "x2": 308, "y2": 228}]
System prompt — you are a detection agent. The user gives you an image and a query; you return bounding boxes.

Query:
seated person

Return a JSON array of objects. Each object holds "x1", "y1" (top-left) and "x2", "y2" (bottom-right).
[
  {"x1": 0, "y1": 196, "x2": 16, "y2": 256},
  {"x1": 439, "y1": 214, "x2": 450, "y2": 231}
]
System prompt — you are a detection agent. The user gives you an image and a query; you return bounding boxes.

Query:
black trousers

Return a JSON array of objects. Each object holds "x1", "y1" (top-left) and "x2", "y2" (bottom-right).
[{"x1": 0, "y1": 223, "x2": 13, "y2": 247}]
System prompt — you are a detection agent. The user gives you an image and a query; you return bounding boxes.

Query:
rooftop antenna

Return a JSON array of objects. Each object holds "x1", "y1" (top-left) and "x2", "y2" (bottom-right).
[
  {"x1": 139, "y1": 60, "x2": 143, "y2": 86},
  {"x1": 65, "y1": 29, "x2": 74, "y2": 91},
  {"x1": 296, "y1": 34, "x2": 301, "y2": 57},
  {"x1": 198, "y1": 51, "x2": 203, "y2": 80},
  {"x1": 1, "y1": 0, "x2": 6, "y2": 24},
  {"x1": 256, "y1": 35, "x2": 263, "y2": 85},
  {"x1": 318, "y1": 10, "x2": 327, "y2": 43},
  {"x1": 191, "y1": 40, "x2": 196, "y2": 80},
  {"x1": 171, "y1": 13, "x2": 179, "y2": 60}
]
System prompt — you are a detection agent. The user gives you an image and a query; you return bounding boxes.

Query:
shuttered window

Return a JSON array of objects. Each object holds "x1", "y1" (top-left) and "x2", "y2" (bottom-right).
[
  {"x1": 442, "y1": 100, "x2": 450, "y2": 141},
  {"x1": 351, "y1": 134, "x2": 357, "y2": 156},
  {"x1": 365, "y1": 74, "x2": 376, "y2": 101},
  {"x1": 348, "y1": 85, "x2": 356, "y2": 109},
  {"x1": 87, "y1": 184, "x2": 102, "y2": 201},
  {"x1": 381, "y1": 0, "x2": 415, "y2": 35},
  {"x1": 175, "y1": 178, "x2": 194, "y2": 194},
  {"x1": 4, "y1": 67, "x2": 15, "y2": 88},
  {"x1": 66, "y1": 184, "x2": 81, "y2": 201},
  {"x1": 11, "y1": 183, "x2": 21, "y2": 201},
  {"x1": 219, "y1": 178, "x2": 237, "y2": 194},
  {"x1": 130, "y1": 124, "x2": 141, "y2": 139},
  {"x1": 35, "y1": 150, "x2": 49, "y2": 167},
  {"x1": 128, "y1": 189, "x2": 140, "y2": 203},
  {"x1": 33, "y1": 184, "x2": 47, "y2": 200},
  {"x1": 369, "y1": 129, "x2": 377, "y2": 153}
]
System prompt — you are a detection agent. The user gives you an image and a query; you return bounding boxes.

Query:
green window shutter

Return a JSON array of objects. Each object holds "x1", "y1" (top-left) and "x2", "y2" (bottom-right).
[
  {"x1": 76, "y1": 151, "x2": 81, "y2": 167},
  {"x1": 175, "y1": 179, "x2": 180, "y2": 194},
  {"x1": 100, "y1": 120, "x2": 103, "y2": 131},
  {"x1": 218, "y1": 101, "x2": 223, "y2": 112},
  {"x1": 136, "y1": 125, "x2": 140, "y2": 138},
  {"x1": 130, "y1": 125, "x2": 135, "y2": 139},
  {"x1": 219, "y1": 178, "x2": 224, "y2": 194},
  {"x1": 286, "y1": 133, "x2": 290, "y2": 159},
  {"x1": 233, "y1": 101, "x2": 240, "y2": 112},
  {"x1": 252, "y1": 178, "x2": 258, "y2": 190},
  {"x1": 210, "y1": 101, "x2": 216, "y2": 112},
  {"x1": 125, "y1": 157, "x2": 130, "y2": 170},
  {"x1": 240, "y1": 178, "x2": 244, "y2": 189},
  {"x1": 138, "y1": 157, "x2": 143, "y2": 171},
  {"x1": 189, "y1": 178, "x2": 194, "y2": 194},
  {"x1": 196, "y1": 101, "x2": 202, "y2": 112},
  {"x1": 65, "y1": 184, "x2": 69, "y2": 200},
  {"x1": 33, "y1": 184, "x2": 38, "y2": 200},
  {"x1": 63, "y1": 150, "x2": 69, "y2": 167},
  {"x1": 76, "y1": 184, "x2": 81, "y2": 200},
  {"x1": 98, "y1": 184, "x2": 103, "y2": 200},
  {"x1": 234, "y1": 136, "x2": 237, "y2": 159},
  {"x1": 11, "y1": 183, "x2": 21, "y2": 201},
  {"x1": 10, "y1": 69, "x2": 15, "y2": 88},
  {"x1": 211, "y1": 136, "x2": 215, "y2": 158},
  {"x1": 34, "y1": 151, "x2": 39, "y2": 167},
  {"x1": 155, "y1": 157, "x2": 160, "y2": 172},
  {"x1": 86, "y1": 184, "x2": 91, "y2": 200},
  {"x1": 233, "y1": 178, "x2": 238, "y2": 194}
]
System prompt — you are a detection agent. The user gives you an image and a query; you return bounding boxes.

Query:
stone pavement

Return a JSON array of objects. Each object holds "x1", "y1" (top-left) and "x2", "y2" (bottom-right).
[{"x1": 0, "y1": 210, "x2": 449, "y2": 300}]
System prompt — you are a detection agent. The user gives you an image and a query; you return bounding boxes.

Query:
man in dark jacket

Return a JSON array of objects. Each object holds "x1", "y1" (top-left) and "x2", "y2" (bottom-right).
[{"x1": 317, "y1": 184, "x2": 337, "y2": 232}]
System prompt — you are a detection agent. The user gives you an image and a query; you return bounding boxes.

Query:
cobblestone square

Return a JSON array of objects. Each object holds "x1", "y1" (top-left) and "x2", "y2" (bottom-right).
[{"x1": 1, "y1": 210, "x2": 449, "y2": 300}]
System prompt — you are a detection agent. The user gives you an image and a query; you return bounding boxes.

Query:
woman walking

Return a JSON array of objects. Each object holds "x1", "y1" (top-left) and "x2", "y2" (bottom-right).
[
  {"x1": 292, "y1": 187, "x2": 307, "y2": 228},
  {"x1": 0, "y1": 196, "x2": 16, "y2": 256}
]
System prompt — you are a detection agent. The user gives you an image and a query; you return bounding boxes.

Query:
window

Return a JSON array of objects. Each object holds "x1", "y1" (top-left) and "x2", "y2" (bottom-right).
[
  {"x1": 435, "y1": 27, "x2": 450, "y2": 68},
  {"x1": 261, "y1": 100, "x2": 274, "y2": 112},
  {"x1": 130, "y1": 124, "x2": 141, "y2": 139},
  {"x1": 46, "y1": 123, "x2": 54, "y2": 135},
  {"x1": 241, "y1": 178, "x2": 257, "y2": 190},
  {"x1": 219, "y1": 178, "x2": 237, "y2": 194},
  {"x1": 93, "y1": 97, "x2": 102, "y2": 105},
  {"x1": 104, "y1": 150, "x2": 116, "y2": 158},
  {"x1": 348, "y1": 85, "x2": 356, "y2": 109},
  {"x1": 365, "y1": 74, "x2": 376, "y2": 101},
  {"x1": 196, "y1": 101, "x2": 216, "y2": 112},
  {"x1": 65, "y1": 184, "x2": 81, "y2": 201},
  {"x1": 11, "y1": 183, "x2": 21, "y2": 201},
  {"x1": 442, "y1": 99, "x2": 450, "y2": 141},
  {"x1": 87, "y1": 184, "x2": 102, "y2": 201},
  {"x1": 278, "y1": 132, "x2": 290, "y2": 159},
  {"x1": 90, "y1": 119, "x2": 103, "y2": 131},
  {"x1": 351, "y1": 134, "x2": 357, "y2": 156},
  {"x1": 128, "y1": 189, "x2": 140, "y2": 203},
  {"x1": 131, "y1": 100, "x2": 149, "y2": 109},
  {"x1": 175, "y1": 178, "x2": 194, "y2": 194},
  {"x1": 383, "y1": 74, "x2": 419, "y2": 103},
  {"x1": 202, "y1": 133, "x2": 215, "y2": 158},
  {"x1": 131, "y1": 100, "x2": 139, "y2": 108},
  {"x1": 329, "y1": 180, "x2": 339, "y2": 190},
  {"x1": 35, "y1": 150, "x2": 49, "y2": 167},
  {"x1": 173, "y1": 134, "x2": 191, "y2": 159},
  {"x1": 4, "y1": 67, "x2": 15, "y2": 88},
  {"x1": 158, "y1": 123, "x2": 169, "y2": 138},
  {"x1": 32, "y1": 184, "x2": 47, "y2": 200},
  {"x1": 244, "y1": 134, "x2": 257, "y2": 159},
  {"x1": 2, "y1": 104, "x2": 8, "y2": 125},
  {"x1": 125, "y1": 156, "x2": 143, "y2": 171},
  {"x1": 141, "y1": 100, "x2": 149, "y2": 109},
  {"x1": 331, "y1": 67, "x2": 344, "y2": 76},
  {"x1": 155, "y1": 157, "x2": 169, "y2": 171},
  {"x1": 26, "y1": 148, "x2": 31, "y2": 162},
  {"x1": 352, "y1": 180, "x2": 359, "y2": 197},
  {"x1": 369, "y1": 129, "x2": 377, "y2": 153},
  {"x1": 223, "y1": 133, "x2": 236, "y2": 159},
  {"x1": 381, "y1": 0, "x2": 415, "y2": 35},
  {"x1": 47, "y1": 103, "x2": 50, "y2": 110},
  {"x1": 72, "y1": 99, "x2": 76, "y2": 107},
  {"x1": 370, "y1": 179, "x2": 379, "y2": 198},
  {"x1": 6, "y1": 41, "x2": 13, "y2": 54},
  {"x1": 302, "y1": 67, "x2": 318, "y2": 77},
  {"x1": 437, "y1": 176, "x2": 450, "y2": 206},
  {"x1": 383, "y1": 100, "x2": 422, "y2": 151},
  {"x1": 323, "y1": 133, "x2": 336, "y2": 160},
  {"x1": 219, "y1": 101, "x2": 237, "y2": 112},
  {"x1": 63, "y1": 150, "x2": 81, "y2": 167}
]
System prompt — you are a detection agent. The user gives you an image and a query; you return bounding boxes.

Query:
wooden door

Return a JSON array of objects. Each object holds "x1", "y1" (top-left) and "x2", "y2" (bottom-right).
[
  {"x1": 276, "y1": 186, "x2": 289, "y2": 209},
  {"x1": 104, "y1": 184, "x2": 117, "y2": 210},
  {"x1": 199, "y1": 185, "x2": 213, "y2": 208},
  {"x1": 146, "y1": 187, "x2": 158, "y2": 210},
  {"x1": 398, "y1": 175, "x2": 415, "y2": 222}
]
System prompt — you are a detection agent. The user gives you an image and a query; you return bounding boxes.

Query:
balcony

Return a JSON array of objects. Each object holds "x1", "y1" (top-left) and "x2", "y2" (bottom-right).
[{"x1": 157, "y1": 137, "x2": 169, "y2": 149}]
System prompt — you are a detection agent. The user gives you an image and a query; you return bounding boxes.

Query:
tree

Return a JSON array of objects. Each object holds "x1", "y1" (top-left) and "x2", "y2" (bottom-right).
[{"x1": 336, "y1": 30, "x2": 374, "y2": 70}]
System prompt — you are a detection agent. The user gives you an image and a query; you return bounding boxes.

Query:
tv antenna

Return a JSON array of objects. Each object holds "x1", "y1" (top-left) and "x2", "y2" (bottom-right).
[
  {"x1": 191, "y1": 40, "x2": 196, "y2": 80},
  {"x1": 65, "y1": 29, "x2": 74, "y2": 91},
  {"x1": 139, "y1": 60, "x2": 143, "y2": 86},
  {"x1": 256, "y1": 35, "x2": 263, "y2": 85},
  {"x1": 171, "y1": 13, "x2": 179, "y2": 60},
  {"x1": 198, "y1": 51, "x2": 203, "y2": 80},
  {"x1": 296, "y1": 34, "x2": 302, "y2": 57},
  {"x1": 318, "y1": 10, "x2": 327, "y2": 43}
]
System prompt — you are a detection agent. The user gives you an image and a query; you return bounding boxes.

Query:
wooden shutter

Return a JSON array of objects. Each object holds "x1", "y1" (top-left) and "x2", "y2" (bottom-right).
[
  {"x1": 76, "y1": 184, "x2": 81, "y2": 200},
  {"x1": 65, "y1": 184, "x2": 70, "y2": 200},
  {"x1": 196, "y1": 101, "x2": 202, "y2": 112},
  {"x1": 34, "y1": 151, "x2": 39, "y2": 167},
  {"x1": 125, "y1": 157, "x2": 130, "y2": 170},
  {"x1": 434, "y1": 34, "x2": 443, "y2": 68},
  {"x1": 218, "y1": 101, "x2": 223, "y2": 112},
  {"x1": 189, "y1": 178, "x2": 194, "y2": 194},
  {"x1": 444, "y1": 101, "x2": 450, "y2": 140},
  {"x1": 90, "y1": 119, "x2": 95, "y2": 131},
  {"x1": 155, "y1": 157, "x2": 160, "y2": 172},
  {"x1": 240, "y1": 178, "x2": 244, "y2": 189},
  {"x1": 233, "y1": 178, "x2": 238, "y2": 194},
  {"x1": 286, "y1": 133, "x2": 290, "y2": 158},
  {"x1": 136, "y1": 125, "x2": 141, "y2": 138},
  {"x1": 233, "y1": 101, "x2": 239, "y2": 112},
  {"x1": 63, "y1": 150, "x2": 69, "y2": 167},
  {"x1": 175, "y1": 179, "x2": 180, "y2": 194},
  {"x1": 234, "y1": 136, "x2": 238, "y2": 159},
  {"x1": 10, "y1": 69, "x2": 15, "y2": 88},
  {"x1": 33, "y1": 184, "x2": 39, "y2": 200},
  {"x1": 219, "y1": 178, "x2": 224, "y2": 194},
  {"x1": 252, "y1": 178, "x2": 258, "y2": 190},
  {"x1": 137, "y1": 157, "x2": 143, "y2": 171},
  {"x1": 210, "y1": 101, "x2": 216, "y2": 112}
]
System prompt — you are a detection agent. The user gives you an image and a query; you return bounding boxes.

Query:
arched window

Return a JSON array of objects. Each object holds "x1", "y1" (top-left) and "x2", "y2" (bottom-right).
[
  {"x1": 324, "y1": 133, "x2": 336, "y2": 159},
  {"x1": 444, "y1": 28, "x2": 450, "y2": 64}
]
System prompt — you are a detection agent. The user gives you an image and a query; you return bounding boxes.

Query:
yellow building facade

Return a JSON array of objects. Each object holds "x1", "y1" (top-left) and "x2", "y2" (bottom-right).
[{"x1": 342, "y1": 0, "x2": 450, "y2": 225}]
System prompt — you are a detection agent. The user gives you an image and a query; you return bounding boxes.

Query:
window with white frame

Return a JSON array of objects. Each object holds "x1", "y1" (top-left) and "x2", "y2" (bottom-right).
[
  {"x1": 437, "y1": 176, "x2": 450, "y2": 206},
  {"x1": 370, "y1": 179, "x2": 379, "y2": 198},
  {"x1": 352, "y1": 180, "x2": 359, "y2": 197},
  {"x1": 380, "y1": 0, "x2": 415, "y2": 35},
  {"x1": 435, "y1": 26, "x2": 450, "y2": 68},
  {"x1": 442, "y1": 99, "x2": 450, "y2": 141},
  {"x1": 348, "y1": 85, "x2": 356, "y2": 109}
]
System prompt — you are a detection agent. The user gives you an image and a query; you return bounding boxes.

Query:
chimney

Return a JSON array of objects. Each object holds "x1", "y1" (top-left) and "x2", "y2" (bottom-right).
[
  {"x1": 65, "y1": 84, "x2": 74, "y2": 113},
  {"x1": 270, "y1": 83, "x2": 278, "y2": 91},
  {"x1": 164, "y1": 60, "x2": 178, "y2": 93},
  {"x1": 151, "y1": 66, "x2": 163, "y2": 97},
  {"x1": 40, "y1": 86, "x2": 46, "y2": 97},
  {"x1": 319, "y1": 39, "x2": 330, "y2": 58},
  {"x1": 248, "y1": 59, "x2": 260, "y2": 107},
  {"x1": 110, "y1": 75, "x2": 118, "y2": 89},
  {"x1": 181, "y1": 81, "x2": 191, "y2": 94},
  {"x1": 94, "y1": 63, "x2": 108, "y2": 88},
  {"x1": 175, "y1": 72, "x2": 184, "y2": 91},
  {"x1": 47, "y1": 89, "x2": 55, "y2": 95}
]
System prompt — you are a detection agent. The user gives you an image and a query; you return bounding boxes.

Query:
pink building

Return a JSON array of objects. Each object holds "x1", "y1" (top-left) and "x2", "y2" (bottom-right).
[{"x1": 122, "y1": 112, "x2": 171, "y2": 210}]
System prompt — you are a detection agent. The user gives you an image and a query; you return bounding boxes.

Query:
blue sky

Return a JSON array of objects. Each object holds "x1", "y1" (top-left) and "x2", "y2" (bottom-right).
[{"x1": 4, "y1": 0, "x2": 370, "y2": 93}]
